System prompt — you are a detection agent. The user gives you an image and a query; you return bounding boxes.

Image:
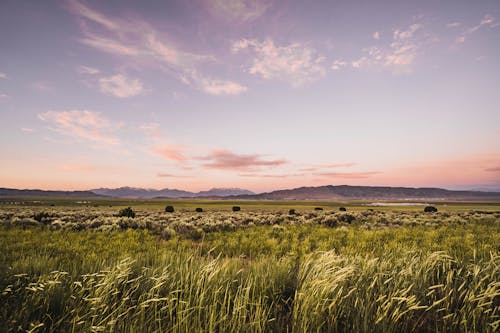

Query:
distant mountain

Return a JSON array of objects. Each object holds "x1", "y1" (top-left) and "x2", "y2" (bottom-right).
[
  {"x1": 195, "y1": 188, "x2": 255, "y2": 197},
  {"x1": 0, "y1": 188, "x2": 102, "y2": 198},
  {"x1": 90, "y1": 187, "x2": 194, "y2": 198},
  {"x1": 231, "y1": 185, "x2": 500, "y2": 200},
  {"x1": 90, "y1": 187, "x2": 255, "y2": 198}
]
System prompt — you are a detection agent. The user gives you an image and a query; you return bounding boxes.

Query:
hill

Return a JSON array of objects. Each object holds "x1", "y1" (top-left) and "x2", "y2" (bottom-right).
[{"x1": 231, "y1": 185, "x2": 500, "y2": 200}]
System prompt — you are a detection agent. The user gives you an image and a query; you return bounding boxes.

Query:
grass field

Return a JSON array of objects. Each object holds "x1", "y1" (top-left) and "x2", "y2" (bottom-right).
[{"x1": 0, "y1": 199, "x2": 499, "y2": 332}]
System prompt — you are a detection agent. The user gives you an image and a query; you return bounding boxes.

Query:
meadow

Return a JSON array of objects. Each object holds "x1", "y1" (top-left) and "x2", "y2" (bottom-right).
[{"x1": 0, "y1": 199, "x2": 499, "y2": 332}]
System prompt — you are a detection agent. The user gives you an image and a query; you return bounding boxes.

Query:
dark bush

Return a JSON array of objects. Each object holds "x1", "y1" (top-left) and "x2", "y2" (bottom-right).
[
  {"x1": 339, "y1": 207, "x2": 347, "y2": 211},
  {"x1": 289, "y1": 209, "x2": 296, "y2": 215},
  {"x1": 165, "y1": 205, "x2": 175, "y2": 213},
  {"x1": 118, "y1": 207, "x2": 135, "y2": 218},
  {"x1": 424, "y1": 206, "x2": 438, "y2": 213},
  {"x1": 314, "y1": 207, "x2": 323, "y2": 211},
  {"x1": 232, "y1": 206, "x2": 241, "y2": 212},
  {"x1": 33, "y1": 211, "x2": 51, "y2": 224},
  {"x1": 338, "y1": 213, "x2": 356, "y2": 224},
  {"x1": 195, "y1": 208, "x2": 203, "y2": 212}
]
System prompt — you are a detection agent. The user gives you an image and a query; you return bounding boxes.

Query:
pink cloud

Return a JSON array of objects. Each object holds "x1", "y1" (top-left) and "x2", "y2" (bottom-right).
[
  {"x1": 157, "y1": 173, "x2": 192, "y2": 178},
  {"x1": 239, "y1": 173, "x2": 304, "y2": 178},
  {"x1": 67, "y1": 0, "x2": 244, "y2": 96},
  {"x1": 99, "y1": 74, "x2": 144, "y2": 98},
  {"x1": 38, "y1": 110, "x2": 120, "y2": 145},
  {"x1": 199, "y1": 149, "x2": 287, "y2": 171},
  {"x1": 152, "y1": 145, "x2": 188, "y2": 161},
  {"x1": 232, "y1": 38, "x2": 325, "y2": 87},
  {"x1": 206, "y1": 0, "x2": 271, "y2": 23},
  {"x1": 485, "y1": 167, "x2": 500, "y2": 172},
  {"x1": 316, "y1": 171, "x2": 381, "y2": 179}
]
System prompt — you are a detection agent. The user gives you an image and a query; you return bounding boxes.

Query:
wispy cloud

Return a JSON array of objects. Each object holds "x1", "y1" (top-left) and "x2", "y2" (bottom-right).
[
  {"x1": 341, "y1": 19, "x2": 436, "y2": 72},
  {"x1": 373, "y1": 31, "x2": 381, "y2": 40},
  {"x1": 206, "y1": 0, "x2": 270, "y2": 23},
  {"x1": 99, "y1": 74, "x2": 144, "y2": 98},
  {"x1": 299, "y1": 162, "x2": 356, "y2": 172},
  {"x1": 183, "y1": 70, "x2": 247, "y2": 95},
  {"x1": 198, "y1": 149, "x2": 287, "y2": 171},
  {"x1": 316, "y1": 171, "x2": 381, "y2": 178},
  {"x1": 157, "y1": 173, "x2": 192, "y2": 178},
  {"x1": 0, "y1": 72, "x2": 7, "y2": 79},
  {"x1": 456, "y1": 14, "x2": 497, "y2": 44},
  {"x1": 152, "y1": 144, "x2": 188, "y2": 162},
  {"x1": 67, "y1": 0, "x2": 244, "y2": 95},
  {"x1": 239, "y1": 172, "x2": 304, "y2": 178},
  {"x1": 21, "y1": 127, "x2": 35, "y2": 133},
  {"x1": 78, "y1": 65, "x2": 100, "y2": 75},
  {"x1": 33, "y1": 81, "x2": 55, "y2": 93},
  {"x1": 38, "y1": 110, "x2": 120, "y2": 145},
  {"x1": 446, "y1": 22, "x2": 461, "y2": 28},
  {"x1": 232, "y1": 38, "x2": 326, "y2": 87},
  {"x1": 485, "y1": 166, "x2": 500, "y2": 172},
  {"x1": 139, "y1": 122, "x2": 161, "y2": 140}
]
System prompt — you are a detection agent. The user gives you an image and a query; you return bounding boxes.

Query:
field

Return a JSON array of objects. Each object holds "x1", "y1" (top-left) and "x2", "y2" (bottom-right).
[{"x1": 0, "y1": 198, "x2": 499, "y2": 332}]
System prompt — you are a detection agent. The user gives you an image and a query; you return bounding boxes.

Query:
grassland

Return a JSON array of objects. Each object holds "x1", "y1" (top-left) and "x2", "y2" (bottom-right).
[{"x1": 0, "y1": 199, "x2": 499, "y2": 332}]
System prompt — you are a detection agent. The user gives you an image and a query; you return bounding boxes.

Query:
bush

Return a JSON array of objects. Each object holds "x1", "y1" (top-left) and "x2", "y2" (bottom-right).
[
  {"x1": 195, "y1": 208, "x2": 203, "y2": 212},
  {"x1": 165, "y1": 205, "x2": 175, "y2": 213},
  {"x1": 161, "y1": 227, "x2": 177, "y2": 240},
  {"x1": 338, "y1": 213, "x2": 356, "y2": 224},
  {"x1": 33, "y1": 211, "x2": 51, "y2": 224},
  {"x1": 232, "y1": 206, "x2": 241, "y2": 212},
  {"x1": 339, "y1": 207, "x2": 347, "y2": 211},
  {"x1": 424, "y1": 206, "x2": 438, "y2": 213},
  {"x1": 118, "y1": 207, "x2": 135, "y2": 218},
  {"x1": 314, "y1": 207, "x2": 323, "y2": 211},
  {"x1": 289, "y1": 209, "x2": 296, "y2": 215}
]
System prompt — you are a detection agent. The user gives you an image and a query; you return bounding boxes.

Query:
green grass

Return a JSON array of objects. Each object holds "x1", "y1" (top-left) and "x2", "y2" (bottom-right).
[{"x1": 1, "y1": 214, "x2": 499, "y2": 332}]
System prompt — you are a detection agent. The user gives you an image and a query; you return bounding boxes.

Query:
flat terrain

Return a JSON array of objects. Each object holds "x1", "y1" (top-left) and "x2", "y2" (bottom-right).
[{"x1": 0, "y1": 198, "x2": 499, "y2": 332}]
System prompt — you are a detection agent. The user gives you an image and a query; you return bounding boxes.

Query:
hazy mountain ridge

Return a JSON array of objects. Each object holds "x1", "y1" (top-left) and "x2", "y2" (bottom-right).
[
  {"x1": 1, "y1": 185, "x2": 499, "y2": 200},
  {"x1": 0, "y1": 188, "x2": 102, "y2": 198},
  {"x1": 231, "y1": 185, "x2": 500, "y2": 200},
  {"x1": 90, "y1": 187, "x2": 255, "y2": 198}
]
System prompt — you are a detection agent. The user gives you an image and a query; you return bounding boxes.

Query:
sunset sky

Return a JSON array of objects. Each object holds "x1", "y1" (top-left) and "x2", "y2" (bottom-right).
[{"x1": 1, "y1": 0, "x2": 499, "y2": 192}]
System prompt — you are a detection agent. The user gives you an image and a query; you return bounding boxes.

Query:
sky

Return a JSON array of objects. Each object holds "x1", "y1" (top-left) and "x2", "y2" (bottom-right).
[{"x1": 0, "y1": 0, "x2": 499, "y2": 193}]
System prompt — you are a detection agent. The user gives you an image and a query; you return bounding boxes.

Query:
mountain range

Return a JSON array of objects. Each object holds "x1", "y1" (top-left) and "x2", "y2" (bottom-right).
[
  {"x1": 1, "y1": 185, "x2": 500, "y2": 200},
  {"x1": 90, "y1": 187, "x2": 255, "y2": 198}
]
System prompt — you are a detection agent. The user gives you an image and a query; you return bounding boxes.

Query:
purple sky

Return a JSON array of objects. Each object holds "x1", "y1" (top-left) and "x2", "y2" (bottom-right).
[{"x1": 1, "y1": 0, "x2": 499, "y2": 192}]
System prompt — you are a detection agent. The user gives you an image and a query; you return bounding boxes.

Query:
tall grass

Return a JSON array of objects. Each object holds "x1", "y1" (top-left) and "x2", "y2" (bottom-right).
[{"x1": 1, "y1": 221, "x2": 499, "y2": 332}]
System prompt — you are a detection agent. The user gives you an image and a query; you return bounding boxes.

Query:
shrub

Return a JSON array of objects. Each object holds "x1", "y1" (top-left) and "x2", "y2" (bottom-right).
[
  {"x1": 195, "y1": 208, "x2": 203, "y2": 212},
  {"x1": 339, "y1": 207, "x2": 347, "y2": 211},
  {"x1": 289, "y1": 209, "x2": 296, "y2": 215},
  {"x1": 338, "y1": 213, "x2": 356, "y2": 224},
  {"x1": 165, "y1": 205, "x2": 175, "y2": 213},
  {"x1": 33, "y1": 211, "x2": 51, "y2": 224},
  {"x1": 424, "y1": 206, "x2": 438, "y2": 213},
  {"x1": 161, "y1": 227, "x2": 177, "y2": 240},
  {"x1": 314, "y1": 207, "x2": 323, "y2": 211},
  {"x1": 232, "y1": 206, "x2": 241, "y2": 212},
  {"x1": 118, "y1": 207, "x2": 135, "y2": 218}
]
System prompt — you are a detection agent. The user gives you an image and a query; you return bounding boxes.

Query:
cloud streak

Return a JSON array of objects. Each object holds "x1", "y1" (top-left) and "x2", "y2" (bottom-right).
[
  {"x1": 316, "y1": 171, "x2": 381, "y2": 179},
  {"x1": 152, "y1": 144, "x2": 188, "y2": 162},
  {"x1": 456, "y1": 14, "x2": 497, "y2": 44},
  {"x1": 67, "y1": 0, "x2": 245, "y2": 96},
  {"x1": 233, "y1": 38, "x2": 325, "y2": 86},
  {"x1": 99, "y1": 74, "x2": 144, "y2": 98},
  {"x1": 338, "y1": 19, "x2": 436, "y2": 72},
  {"x1": 206, "y1": 0, "x2": 270, "y2": 23},
  {"x1": 199, "y1": 149, "x2": 287, "y2": 171},
  {"x1": 38, "y1": 110, "x2": 120, "y2": 145}
]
